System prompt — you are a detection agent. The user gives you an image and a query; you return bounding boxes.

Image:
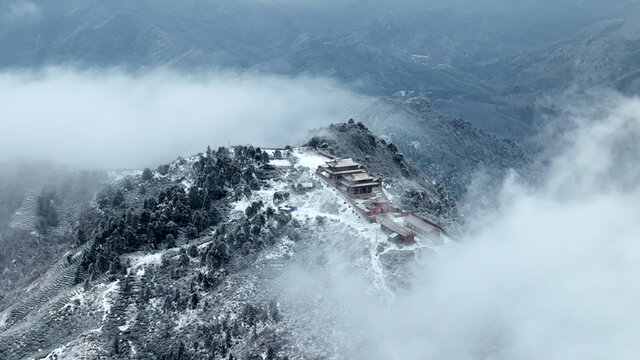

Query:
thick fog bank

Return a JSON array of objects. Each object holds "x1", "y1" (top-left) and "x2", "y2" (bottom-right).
[
  {"x1": 281, "y1": 92, "x2": 640, "y2": 360},
  {"x1": 0, "y1": 68, "x2": 367, "y2": 169}
]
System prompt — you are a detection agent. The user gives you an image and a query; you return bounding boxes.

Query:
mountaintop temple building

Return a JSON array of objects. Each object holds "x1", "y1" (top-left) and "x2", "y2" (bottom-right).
[{"x1": 320, "y1": 158, "x2": 382, "y2": 198}]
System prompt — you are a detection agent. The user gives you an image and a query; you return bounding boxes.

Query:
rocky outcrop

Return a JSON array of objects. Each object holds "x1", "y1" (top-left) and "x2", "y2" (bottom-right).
[{"x1": 307, "y1": 119, "x2": 458, "y2": 226}]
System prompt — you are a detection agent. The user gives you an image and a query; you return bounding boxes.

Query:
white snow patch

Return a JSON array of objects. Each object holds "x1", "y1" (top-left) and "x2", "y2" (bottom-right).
[
  {"x1": 290, "y1": 180, "x2": 378, "y2": 239},
  {"x1": 287, "y1": 180, "x2": 397, "y2": 293},
  {"x1": 232, "y1": 178, "x2": 289, "y2": 215},
  {"x1": 292, "y1": 148, "x2": 330, "y2": 174},
  {"x1": 0, "y1": 308, "x2": 8, "y2": 329},
  {"x1": 197, "y1": 240, "x2": 213, "y2": 251},
  {"x1": 107, "y1": 170, "x2": 141, "y2": 182},
  {"x1": 42, "y1": 344, "x2": 69, "y2": 359},
  {"x1": 269, "y1": 159, "x2": 292, "y2": 167},
  {"x1": 293, "y1": 149, "x2": 329, "y2": 168},
  {"x1": 40, "y1": 329, "x2": 104, "y2": 360},
  {"x1": 60, "y1": 292, "x2": 86, "y2": 312},
  {"x1": 181, "y1": 178, "x2": 194, "y2": 191},
  {"x1": 175, "y1": 310, "x2": 202, "y2": 330},
  {"x1": 263, "y1": 236, "x2": 296, "y2": 260},
  {"x1": 129, "y1": 340, "x2": 138, "y2": 356},
  {"x1": 382, "y1": 188, "x2": 396, "y2": 202},
  {"x1": 149, "y1": 298, "x2": 162, "y2": 310},
  {"x1": 100, "y1": 280, "x2": 120, "y2": 321},
  {"x1": 119, "y1": 304, "x2": 138, "y2": 332},
  {"x1": 232, "y1": 197, "x2": 252, "y2": 214},
  {"x1": 127, "y1": 252, "x2": 164, "y2": 270}
]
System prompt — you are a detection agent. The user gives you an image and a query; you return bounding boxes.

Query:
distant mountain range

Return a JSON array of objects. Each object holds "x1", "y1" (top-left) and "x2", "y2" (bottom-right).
[
  {"x1": 3, "y1": 1, "x2": 640, "y2": 139},
  {"x1": 475, "y1": 16, "x2": 640, "y2": 99},
  {"x1": 356, "y1": 97, "x2": 532, "y2": 202}
]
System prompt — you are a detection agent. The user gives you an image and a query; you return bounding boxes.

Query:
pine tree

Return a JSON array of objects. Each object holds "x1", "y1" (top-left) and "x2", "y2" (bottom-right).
[
  {"x1": 166, "y1": 234, "x2": 176, "y2": 248},
  {"x1": 36, "y1": 189, "x2": 59, "y2": 228},
  {"x1": 142, "y1": 168, "x2": 153, "y2": 181},
  {"x1": 123, "y1": 177, "x2": 134, "y2": 191},
  {"x1": 190, "y1": 291, "x2": 199, "y2": 309},
  {"x1": 112, "y1": 190, "x2": 125, "y2": 207},
  {"x1": 269, "y1": 300, "x2": 280, "y2": 323},
  {"x1": 266, "y1": 346, "x2": 275, "y2": 360},
  {"x1": 112, "y1": 333, "x2": 120, "y2": 356}
]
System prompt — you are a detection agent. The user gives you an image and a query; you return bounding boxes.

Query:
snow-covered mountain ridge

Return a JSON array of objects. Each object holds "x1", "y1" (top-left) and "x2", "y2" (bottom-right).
[{"x1": 0, "y1": 126, "x2": 454, "y2": 359}]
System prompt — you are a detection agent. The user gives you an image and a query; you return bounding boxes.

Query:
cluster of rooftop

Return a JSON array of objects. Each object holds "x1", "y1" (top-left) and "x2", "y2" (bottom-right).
[
  {"x1": 315, "y1": 155, "x2": 446, "y2": 244},
  {"x1": 319, "y1": 158, "x2": 382, "y2": 198}
]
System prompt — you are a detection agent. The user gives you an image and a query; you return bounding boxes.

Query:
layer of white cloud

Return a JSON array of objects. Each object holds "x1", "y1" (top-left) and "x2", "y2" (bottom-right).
[
  {"x1": 279, "y1": 92, "x2": 640, "y2": 359},
  {"x1": 0, "y1": 68, "x2": 367, "y2": 169},
  {"x1": 6, "y1": 1, "x2": 40, "y2": 19}
]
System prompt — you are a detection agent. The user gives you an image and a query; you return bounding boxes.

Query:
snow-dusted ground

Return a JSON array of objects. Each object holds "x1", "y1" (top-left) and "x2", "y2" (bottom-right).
[
  {"x1": 125, "y1": 252, "x2": 164, "y2": 270},
  {"x1": 8, "y1": 189, "x2": 38, "y2": 232},
  {"x1": 269, "y1": 159, "x2": 292, "y2": 167},
  {"x1": 40, "y1": 328, "x2": 104, "y2": 360},
  {"x1": 107, "y1": 170, "x2": 142, "y2": 183},
  {"x1": 232, "y1": 148, "x2": 438, "y2": 296},
  {"x1": 42, "y1": 344, "x2": 69, "y2": 359},
  {"x1": 0, "y1": 309, "x2": 7, "y2": 330},
  {"x1": 99, "y1": 280, "x2": 120, "y2": 322},
  {"x1": 292, "y1": 148, "x2": 330, "y2": 172}
]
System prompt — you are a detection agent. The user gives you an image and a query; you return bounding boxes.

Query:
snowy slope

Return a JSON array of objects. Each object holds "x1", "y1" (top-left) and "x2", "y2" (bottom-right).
[{"x1": 0, "y1": 146, "x2": 451, "y2": 359}]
